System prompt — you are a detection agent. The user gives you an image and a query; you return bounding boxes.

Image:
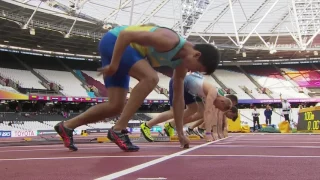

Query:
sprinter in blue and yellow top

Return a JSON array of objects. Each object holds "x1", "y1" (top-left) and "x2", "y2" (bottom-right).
[{"x1": 54, "y1": 24, "x2": 221, "y2": 152}]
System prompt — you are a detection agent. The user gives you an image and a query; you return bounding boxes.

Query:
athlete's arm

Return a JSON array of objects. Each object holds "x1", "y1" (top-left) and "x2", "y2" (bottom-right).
[
  {"x1": 186, "y1": 112, "x2": 203, "y2": 123},
  {"x1": 217, "y1": 112, "x2": 225, "y2": 139},
  {"x1": 204, "y1": 87, "x2": 218, "y2": 133},
  {"x1": 172, "y1": 65, "x2": 187, "y2": 137},
  {"x1": 109, "y1": 29, "x2": 178, "y2": 68},
  {"x1": 223, "y1": 115, "x2": 228, "y2": 138}
]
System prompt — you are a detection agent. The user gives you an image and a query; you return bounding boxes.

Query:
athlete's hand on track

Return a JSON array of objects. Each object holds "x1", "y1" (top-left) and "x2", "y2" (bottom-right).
[
  {"x1": 178, "y1": 135, "x2": 190, "y2": 149},
  {"x1": 218, "y1": 133, "x2": 224, "y2": 139},
  {"x1": 205, "y1": 134, "x2": 213, "y2": 142},
  {"x1": 212, "y1": 133, "x2": 219, "y2": 141},
  {"x1": 223, "y1": 129, "x2": 228, "y2": 138},
  {"x1": 97, "y1": 64, "x2": 118, "y2": 77}
]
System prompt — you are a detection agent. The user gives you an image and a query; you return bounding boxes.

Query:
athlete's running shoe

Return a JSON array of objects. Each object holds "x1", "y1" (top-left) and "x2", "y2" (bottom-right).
[
  {"x1": 194, "y1": 128, "x2": 205, "y2": 139},
  {"x1": 54, "y1": 121, "x2": 78, "y2": 151},
  {"x1": 140, "y1": 123, "x2": 154, "y2": 142},
  {"x1": 107, "y1": 128, "x2": 139, "y2": 152},
  {"x1": 186, "y1": 127, "x2": 196, "y2": 135},
  {"x1": 164, "y1": 122, "x2": 175, "y2": 137},
  {"x1": 195, "y1": 130, "x2": 204, "y2": 139},
  {"x1": 198, "y1": 128, "x2": 205, "y2": 135}
]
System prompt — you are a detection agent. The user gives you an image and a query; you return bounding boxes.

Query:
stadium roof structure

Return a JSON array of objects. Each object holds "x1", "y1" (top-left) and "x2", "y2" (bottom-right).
[{"x1": 0, "y1": 0, "x2": 319, "y2": 63}]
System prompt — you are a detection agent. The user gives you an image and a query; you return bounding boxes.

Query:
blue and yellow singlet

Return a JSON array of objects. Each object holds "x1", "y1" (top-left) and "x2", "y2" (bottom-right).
[{"x1": 109, "y1": 25, "x2": 186, "y2": 69}]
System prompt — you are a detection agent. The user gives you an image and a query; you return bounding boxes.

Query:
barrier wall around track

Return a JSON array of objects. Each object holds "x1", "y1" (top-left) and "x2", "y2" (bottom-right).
[
  {"x1": 0, "y1": 127, "x2": 162, "y2": 138},
  {"x1": 0, "y1": 130, "x2": 37, "y2": 138}
]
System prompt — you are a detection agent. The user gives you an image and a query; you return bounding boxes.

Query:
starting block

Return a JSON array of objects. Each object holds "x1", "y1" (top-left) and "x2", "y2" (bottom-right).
[
  {"x1": 96, "y1": 137, "x2": 110, "y2": 143},
  {"x1": 170, "y1": 135, "x2": 200, "y2": 142},
  {"x1": 23, "y1": 137, "x2": 32, "y2": 141},
  {"x1": 81, "y1": 130, "x2": 88, "y2": 137}
]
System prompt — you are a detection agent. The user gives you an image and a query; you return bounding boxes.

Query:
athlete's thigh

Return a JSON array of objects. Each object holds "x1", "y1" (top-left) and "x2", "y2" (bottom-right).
[
  {"x1": 129, "y1": 60, "x2": 158, "y2": 82},
  {"x1": 185, "y1": 102, "x2": 198, "y2": 117},
  {"x1": 99, "y1": 32, "x2": 145, "y2": 89}
]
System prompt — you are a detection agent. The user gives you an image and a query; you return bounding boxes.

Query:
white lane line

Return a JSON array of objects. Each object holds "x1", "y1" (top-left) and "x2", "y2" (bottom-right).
[
  {"x1": 180, "y1": 154, "x2": 320, "y2": 158},
  {"x1": 234, "y1": 139, "x2": 320, "y2": 141},
  {"x1": 232, "y1": 142, "x2": 320, "y2": 144},
  {"x1": 137, "y1": 178, "x2": 167, "y2": 180},
  {"x1": 216, "y1": 135, "x2": 243, "y2": 144},
  {"x1": 230, "y1": 133, "x2": 320, "y2": 135},
  {"x1": 206, "y1": 145, "x2": 320, "y2": 148},
  {"x1": 94, "y1": 137, "x2": 229, "y2": 180},
  {"x1": 0, "y1": 155, "x2": 164, "y2": 161}
]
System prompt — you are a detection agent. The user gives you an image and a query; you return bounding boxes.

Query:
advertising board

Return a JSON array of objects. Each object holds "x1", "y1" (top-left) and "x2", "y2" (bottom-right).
[
  {"x1": 11, "y1": 130, "x2": 37, "y2": 137},
  {"x1": 0, "y1": 131, "x2": 11, "y2": 138}
]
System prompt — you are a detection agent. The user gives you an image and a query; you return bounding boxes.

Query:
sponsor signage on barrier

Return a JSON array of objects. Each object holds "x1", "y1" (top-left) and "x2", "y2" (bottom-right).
[
  {"x1": 29, "y1": 95, "x2": 169, "y2": 104},
  {"x1": 29, "y1": 95, "x2": 106, "y2": 103},
  {"x1": 86, "y1": 128, "x2": 109, "y2": 133},
  {"x1": 0, "y1": 131, "x2": 11, "y2": 138},
  {"x1": 37, "y1": 130, "x2": 57, "y2": 135},
  {"x1": 129, "y1": 126, "x2": 162, "y2": 133},
  {"x1": 131, "y1": 128, "x2": 140, "y2": 133},
  {"x1": 28, "y1": 94, "x2": 318, "y2": 104},
  {"x1": 151, "y1": 126, "x2": 162, "y2": 132},
  {"x1": 239, "y1": 98, "x2": 320, "y2": 104},
  {"x1": 12, "y1": 130, "x2": 37, "y2": 137},
  {"x1": 37, "y1": 130, "x2": 80, "y2": 135}
]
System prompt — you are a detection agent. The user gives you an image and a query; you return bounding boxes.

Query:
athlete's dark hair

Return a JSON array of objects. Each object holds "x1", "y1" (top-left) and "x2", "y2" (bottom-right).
[
  {"x1": 230, "y1": 106, "x2": 238, "y2": 121},
  {"x1": 226, "y1": 94, "x2": 238, "y2": 105},
  {"x1": 194, "y1": 44, "x2": 220, "y2": 75}
]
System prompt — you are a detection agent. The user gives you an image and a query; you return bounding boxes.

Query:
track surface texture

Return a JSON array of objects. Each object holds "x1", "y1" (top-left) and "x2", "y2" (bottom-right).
[{"x1": 1, "y1": 134, "x2": 319, "y2": 180}]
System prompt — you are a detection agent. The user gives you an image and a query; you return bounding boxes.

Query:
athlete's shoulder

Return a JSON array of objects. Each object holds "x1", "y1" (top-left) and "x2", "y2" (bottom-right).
[
  {"x1": 123, "y1": 25, "x2": 157, "y2": 32},
  {"x1": 158, "y1": 27, "x2": 184, "y2": 39},
  {"x1": 187, "y1": 72, "x2": 204, "y2": 79}
]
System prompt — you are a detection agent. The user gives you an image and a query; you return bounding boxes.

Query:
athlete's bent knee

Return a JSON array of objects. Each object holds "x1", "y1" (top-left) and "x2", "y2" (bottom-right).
[{"x1": 142, "y1": 74, "x2": 159, "y2": 90}]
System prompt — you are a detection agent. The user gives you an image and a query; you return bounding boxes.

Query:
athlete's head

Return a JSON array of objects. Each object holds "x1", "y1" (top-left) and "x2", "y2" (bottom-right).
[
  {"x1": 226, "y1": 94, "x2": 238, "y2": 106},
  {"x1": 184, "y1": 44, "x2": 220, "y2": 75},
  {"x1": 225, "y1": 106, "x2": 238, "y2": 121},
  {"x1": 214, "y1": 96, "x2": 232, "y2": 112}
]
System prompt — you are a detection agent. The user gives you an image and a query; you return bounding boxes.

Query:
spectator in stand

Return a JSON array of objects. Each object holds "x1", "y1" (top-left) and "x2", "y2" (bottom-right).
[
  {"x1": 252, "y1": 106, "x2": 260, "y2": 132},
  {"x1": 264, "y1": 105, "x2": 272, "y2": 125}
]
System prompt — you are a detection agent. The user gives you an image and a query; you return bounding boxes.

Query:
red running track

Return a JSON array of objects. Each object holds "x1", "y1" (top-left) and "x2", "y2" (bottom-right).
[{"x1": 0, "y1": 134, "x2": 319, "y2": 180}]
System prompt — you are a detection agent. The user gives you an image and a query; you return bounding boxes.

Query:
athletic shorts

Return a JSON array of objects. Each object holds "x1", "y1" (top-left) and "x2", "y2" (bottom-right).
[
  {"x1": 99, "y1": 32, "x2": 144, "y2": 89},
  {"x1": 168, "y1": 78, "x2": 202, "y2": 106}
]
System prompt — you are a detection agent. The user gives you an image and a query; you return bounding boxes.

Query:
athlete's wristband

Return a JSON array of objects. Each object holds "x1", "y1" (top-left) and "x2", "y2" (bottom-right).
[{"x1": 205, "y1": 132, "x2": 211, "y2": 135}]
